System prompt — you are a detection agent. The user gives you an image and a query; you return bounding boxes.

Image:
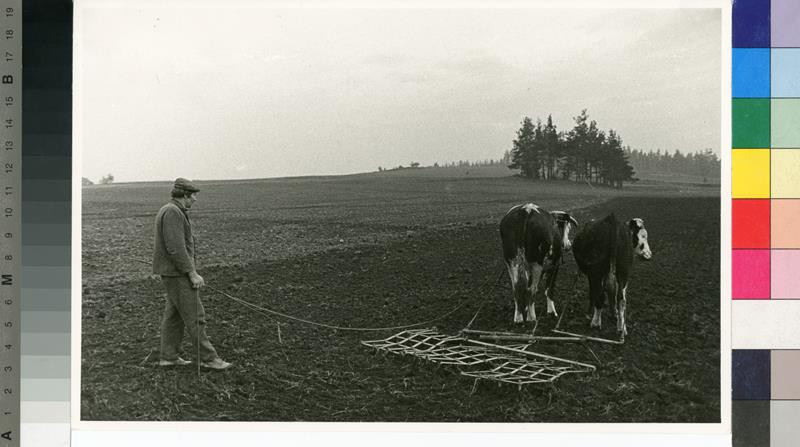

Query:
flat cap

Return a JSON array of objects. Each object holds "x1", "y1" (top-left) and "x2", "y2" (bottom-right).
[{"x1": 173, "y1": 177, "x2": 200, "y2": 193}]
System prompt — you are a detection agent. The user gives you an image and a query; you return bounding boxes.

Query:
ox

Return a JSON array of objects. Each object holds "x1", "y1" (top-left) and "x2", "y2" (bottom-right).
[
  {"x1": 572, "y1": 214, "x2": 652, "y2": 340},
  {"x1": 499, "y1": 203, "x2": 578, "y2": 323}
]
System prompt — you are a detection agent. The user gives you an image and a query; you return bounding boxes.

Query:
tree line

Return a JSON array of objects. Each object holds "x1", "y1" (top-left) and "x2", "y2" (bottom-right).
[
  {"x1": 378, "y1": 159, "x2": 507, "y2": 172},
  {"x1": 507, "y1": 110, "x2": 635, "y2": 188},
  {"x1": 626, "y1": 148, "x2": 719, "y2": 181},
  {"x1": 82, "y1": 174, "x2": 115, "y2": 186},
  {"x1": 434, "y1": 159, "x2": 507, "y2": 168}
]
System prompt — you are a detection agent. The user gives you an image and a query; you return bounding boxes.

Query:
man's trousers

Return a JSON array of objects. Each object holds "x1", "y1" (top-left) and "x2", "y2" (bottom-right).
[{"x1": 159, "y1": 275, "x2": 219, "y2": 363}]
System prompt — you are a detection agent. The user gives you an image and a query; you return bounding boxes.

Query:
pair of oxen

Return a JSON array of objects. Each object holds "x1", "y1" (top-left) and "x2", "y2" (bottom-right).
[{"x1": 499, "y1": 203, "x2": 652, "y2": 340}]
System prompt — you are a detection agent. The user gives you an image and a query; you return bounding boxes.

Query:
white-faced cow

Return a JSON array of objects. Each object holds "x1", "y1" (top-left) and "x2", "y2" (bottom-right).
[
  {"x1": 499, "y1": 203, "x2": 578, "y2": 323},
  {"x1": 571, "y1": 214, "x2": 652, "y2": 340}
]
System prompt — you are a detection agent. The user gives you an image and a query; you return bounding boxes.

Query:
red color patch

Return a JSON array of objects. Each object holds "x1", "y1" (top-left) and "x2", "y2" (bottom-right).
[{"x1": 733, "y1": 199, "x2": 770, "y2": 249}]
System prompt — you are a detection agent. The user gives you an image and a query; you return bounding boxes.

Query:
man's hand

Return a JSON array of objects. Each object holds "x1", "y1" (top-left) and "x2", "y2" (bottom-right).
[{"x1": 189, "y1": 271, "x2": 205, "y2": 289}]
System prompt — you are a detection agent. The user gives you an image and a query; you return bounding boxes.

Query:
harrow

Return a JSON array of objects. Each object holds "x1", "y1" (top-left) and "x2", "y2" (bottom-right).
[{"x1": 362, "y1": 328, "x2": 596, "y2": 387}]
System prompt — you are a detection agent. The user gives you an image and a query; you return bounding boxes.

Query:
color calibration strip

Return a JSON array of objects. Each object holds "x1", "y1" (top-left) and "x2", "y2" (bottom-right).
[
  {"x1": 732, "y1": 0, "x2": 800, "y2": 446},
  {"x1": 20, "y1": 1, "x2": 72, "y2": 446}
]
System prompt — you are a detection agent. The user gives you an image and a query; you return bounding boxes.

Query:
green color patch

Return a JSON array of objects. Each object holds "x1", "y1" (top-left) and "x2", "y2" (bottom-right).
[
  {"x1": 772, "y1": 99, "x2": 800, "y2": 148},
  {"x1": 733, "y1": 98, "x2": 770, "y2": 149}
]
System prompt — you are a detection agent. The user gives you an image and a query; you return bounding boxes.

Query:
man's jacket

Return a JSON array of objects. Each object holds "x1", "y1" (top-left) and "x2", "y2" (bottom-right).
[{"x1": 153, "y1": 199, "x2": 196, "y2": 276}]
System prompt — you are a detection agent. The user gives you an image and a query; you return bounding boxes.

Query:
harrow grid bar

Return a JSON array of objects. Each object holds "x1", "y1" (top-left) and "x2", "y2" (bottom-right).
[{"x1": 362, "y1": 328, "x2": 594, "y2": 387}]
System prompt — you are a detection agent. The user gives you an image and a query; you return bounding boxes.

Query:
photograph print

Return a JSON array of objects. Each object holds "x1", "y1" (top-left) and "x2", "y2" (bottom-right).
[{"x1": 78, "y1": 3, "x2": 722, "y2": 423}]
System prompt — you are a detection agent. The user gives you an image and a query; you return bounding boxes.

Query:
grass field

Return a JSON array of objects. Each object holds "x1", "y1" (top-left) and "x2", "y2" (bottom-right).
[{"x1": 81, "y1": 170, "x2": 719, "y2": 422}]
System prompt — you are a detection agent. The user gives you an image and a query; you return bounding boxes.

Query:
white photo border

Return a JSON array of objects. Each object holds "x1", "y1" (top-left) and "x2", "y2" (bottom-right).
[{"x1": 71, "y1": 0, "x2": 732, "y2": 445}]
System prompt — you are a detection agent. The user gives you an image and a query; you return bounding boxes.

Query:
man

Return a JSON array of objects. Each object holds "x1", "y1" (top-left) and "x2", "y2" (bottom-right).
[{"x1": 153, "y1": 178, "x2": 232, "y2": 370}]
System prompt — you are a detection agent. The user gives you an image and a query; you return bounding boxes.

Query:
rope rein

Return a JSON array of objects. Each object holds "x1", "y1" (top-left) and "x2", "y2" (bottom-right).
[
  {"x1": 130, "y1": 257, "x2": 504, "y2": 332},
  {"x1": 195, "y1": 288, "x2": 200, "y2": 376},
  {"x1": 464, "y1": 268, "x2": 506, "y2": 330}
]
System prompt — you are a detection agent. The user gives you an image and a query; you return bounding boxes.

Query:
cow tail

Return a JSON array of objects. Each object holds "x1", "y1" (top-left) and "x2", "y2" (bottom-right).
[{"x1": 521, "y1": 212, "x2": 531, "y2": 288}]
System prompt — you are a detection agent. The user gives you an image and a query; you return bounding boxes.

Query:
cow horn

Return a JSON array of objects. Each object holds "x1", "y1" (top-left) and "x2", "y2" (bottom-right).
[
  {"x1": 568, "y1": 215, "x2": 578, "y2": 227},
  {"x1": 551, "y1": 211, "x2": 577, "y2": 227}
]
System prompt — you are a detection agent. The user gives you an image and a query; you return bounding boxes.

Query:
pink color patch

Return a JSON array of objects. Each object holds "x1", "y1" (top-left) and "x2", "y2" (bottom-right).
[
  {"x1": 732, "y1": 250, "x2": 771, "y2": 299},
  {"x1": 772, "y1": 250, "x2": 800, "y2": 299}
]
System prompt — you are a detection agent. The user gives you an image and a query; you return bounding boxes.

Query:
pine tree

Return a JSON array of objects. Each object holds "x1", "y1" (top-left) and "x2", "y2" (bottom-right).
[
  {"x1": 564, "y1": 110, "x2": 590, "y2": 181},
  {"x1": 586, "y1": 120, "x2": 605, "y2": 183},
  {"x1": 532, "y1": 119, "x2": 546, "y2": 179},
  {"x1": 542, "y1": 115, "x2": 560, "y2": 180},
  {"x1": 509, "y1": 117, "x2": 540, "y2": 179}
]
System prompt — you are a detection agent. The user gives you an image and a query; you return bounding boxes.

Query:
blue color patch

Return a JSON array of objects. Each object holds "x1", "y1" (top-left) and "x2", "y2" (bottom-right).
[
  {"x1": 772, "y1": 49, "x2": 800, "y2": 98},
  {"x1": 733, "y1": 48, "x2": 770, "y2": 97},
  {"x1": 733, "y1": 349, "x2": 771, "y2": 400},
  {"x1": 733, "y1": 0, "x2": 771, "y2": 47}
]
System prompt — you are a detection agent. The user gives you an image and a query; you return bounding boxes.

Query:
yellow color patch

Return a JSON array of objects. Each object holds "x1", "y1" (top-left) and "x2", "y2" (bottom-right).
[
  {"x1": 772, "y1": 149, "x2": 800, "y2": 198},
  {"x1": 732, "y1": 149, "x2": 771, "y2": 198}
]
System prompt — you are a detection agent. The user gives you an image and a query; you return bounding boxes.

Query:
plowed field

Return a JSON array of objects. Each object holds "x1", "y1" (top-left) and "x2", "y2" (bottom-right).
[{"x1": 81, "y1": 172, "x2": 719, "y2": 422}]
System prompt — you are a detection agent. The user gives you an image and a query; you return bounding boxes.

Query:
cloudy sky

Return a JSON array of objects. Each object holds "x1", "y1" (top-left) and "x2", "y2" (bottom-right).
[{"x1": 77, "y1": 4, "x2": 721, "y2": 182}]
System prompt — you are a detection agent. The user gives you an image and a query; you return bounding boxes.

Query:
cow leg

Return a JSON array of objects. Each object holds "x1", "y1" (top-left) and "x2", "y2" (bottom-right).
[
  {"x1": 604, "y1": 262, "x2": 618, "y2": 317},
  {"x1": 545, "y1": 264, "x2": 559, "y2": 317},
  {"x1": 506, "y1": 261, "x2": 523, "y2": 324},
  {"x1": 591, "y1": 308, "x2": 602, "y2": 328},
  {"x1": 604, "y1": 271, "x2": 619, "y2": 321},
  {"x1": 525, "y1": 263, "x2": 543, "y2": 322},
  {"x1": 514, "y1": 304, "x2": 524, "y2": 324},
  {"x1": 618, "y1": 285, "x2": 628, "y2": 338},
  {"x1": 505, "y1": 259, "x2": 526, "y2": 324},
  {"x1": 588, "y1": 273, "x2": 603, "y2": 328},
  {"x1": 546, "y1": 289, "x2": 558, "y2": 317}
]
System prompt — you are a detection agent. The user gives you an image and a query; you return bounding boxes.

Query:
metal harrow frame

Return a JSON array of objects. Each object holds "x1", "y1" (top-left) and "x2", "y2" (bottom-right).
[{"x1": 362, "y1": 328, "x2": 595, "y2": 386}]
